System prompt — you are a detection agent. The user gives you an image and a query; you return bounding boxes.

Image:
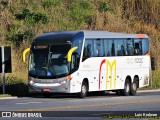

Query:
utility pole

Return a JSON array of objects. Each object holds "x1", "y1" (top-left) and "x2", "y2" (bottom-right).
[{"x1": 1, "y1": 46, "x2": 5, "y2": 94}]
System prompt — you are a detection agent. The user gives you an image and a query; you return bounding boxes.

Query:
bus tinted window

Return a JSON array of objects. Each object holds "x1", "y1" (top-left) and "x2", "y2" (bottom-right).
[
  {"x1": 133, "y1": 38, "x2": 142, "y2": 55},
  {"x1": 104, "y1": 39, "x2": 115, "y2": 56},
  {"x1": 115, "y1": 39, "x2": 126, "y2": 56},
  {"x1": 93, "y1": 39, "x2": 104, "y2": 57},
  {"x1": 84, "y1": 38, "x2": 149, "y2": 58},
  {"x1": 83, "y1": 40, "x2": 94, "y2": 59},
  {"x1": 142, "y1": 39, "x2": 149, "y2": 55},
  {"x1": 126, "y1": 39, "x2": 134, "y2": 56}
]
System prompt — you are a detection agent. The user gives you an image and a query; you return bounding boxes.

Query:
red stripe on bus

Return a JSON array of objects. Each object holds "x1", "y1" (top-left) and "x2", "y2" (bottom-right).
[{"x1": 99, "y1": 59, "x2": 106, "y2": 90}]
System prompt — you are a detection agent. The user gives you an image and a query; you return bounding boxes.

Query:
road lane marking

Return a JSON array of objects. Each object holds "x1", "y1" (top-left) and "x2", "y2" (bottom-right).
[
  {"x1": 16, "y1": 99, "x2": 160, "y2": 111},
  {"x1": 16, "y1": 102, "x2": 42, "y2": 105}
]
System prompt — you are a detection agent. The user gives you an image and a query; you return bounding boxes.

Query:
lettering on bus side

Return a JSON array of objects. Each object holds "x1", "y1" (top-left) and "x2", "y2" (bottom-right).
[
  {"x1": 126, "y1": 57, "x2": 143, "y2": 66},
  {"x1": 99, "y1": 59, "x2": 116, "y2": 90}
]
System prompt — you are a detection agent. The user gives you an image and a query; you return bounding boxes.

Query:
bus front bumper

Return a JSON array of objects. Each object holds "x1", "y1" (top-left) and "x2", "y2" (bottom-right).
[{"x1": 28, "y1": 81, "x2": 70, "y2": 93}]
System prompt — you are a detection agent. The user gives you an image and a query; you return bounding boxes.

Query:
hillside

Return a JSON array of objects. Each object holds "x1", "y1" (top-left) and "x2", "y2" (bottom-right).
[{"x1": 0, "y1": 0, "x2": 160, "y2": 95}]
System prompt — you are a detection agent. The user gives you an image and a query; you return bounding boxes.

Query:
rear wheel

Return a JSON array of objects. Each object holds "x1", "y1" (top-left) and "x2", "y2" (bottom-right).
[
  {"x1": 78, "y1": 82, "x2": 88, "y2": 98},
  {"x1": 130, "y1": 81, "x2": 138, "y2": 96},
  {"x1": 120, "y1": 79, "x2": 131, "y2": 96},
  {"x1": 116, "y1": 90, "x2": 121, "y2": 95}
]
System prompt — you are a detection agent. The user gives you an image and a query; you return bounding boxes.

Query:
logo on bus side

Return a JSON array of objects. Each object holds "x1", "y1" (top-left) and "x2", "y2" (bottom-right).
[
  {"x1": 126, "y1": 57, "x2": 143, "y2": 66},
  {"x1": 99, "y1": 59, "x2": 116, "y2": 90}
]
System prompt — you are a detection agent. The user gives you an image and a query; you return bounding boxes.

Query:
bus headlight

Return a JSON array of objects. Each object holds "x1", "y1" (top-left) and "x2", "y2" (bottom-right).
[
  {"x1": 29, "y1": 80, "x2": 34, "y2": 85},
  {"x1": 61, "y1": 81, "x2": 66, "y2": 84}
]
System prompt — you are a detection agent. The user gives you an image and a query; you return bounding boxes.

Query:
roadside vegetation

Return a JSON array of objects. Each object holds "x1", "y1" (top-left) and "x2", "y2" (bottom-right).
[
  {"x1": 0, "y1": 94, "x2": 12, "y2": 98},
  {"x1": 0, "y1": 0, "x2": 160, "y2": 96}
]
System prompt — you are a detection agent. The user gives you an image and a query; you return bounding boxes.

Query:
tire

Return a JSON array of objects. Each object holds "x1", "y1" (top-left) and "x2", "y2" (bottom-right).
[
  {"x1": 130, "y1": 81, "x2": 138, "y2": 96},
  {"x1": 120, "y1": 79, "x2": 131, "y2": 96},
  {"x1": 78, "y1": 82, "x2": 88, "y2": 98},
  {"x1": 116, "y1": 90, "x2": 121, "y2": 95}
]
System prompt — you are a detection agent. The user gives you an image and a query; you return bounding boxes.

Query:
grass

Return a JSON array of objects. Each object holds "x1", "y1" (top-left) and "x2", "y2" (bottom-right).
[
  {"x1": 152, "y1": 69, "x2": 160, "y2": 88},
  {"x1": 0, "y1": 94, "x2": 12, "y2": 98},
  {"x1": 0, "y1": 75, "x2": 28, "y2": 96},
  {"x1": 0, "y1": 0, "x2": 160, "y2": 96}
]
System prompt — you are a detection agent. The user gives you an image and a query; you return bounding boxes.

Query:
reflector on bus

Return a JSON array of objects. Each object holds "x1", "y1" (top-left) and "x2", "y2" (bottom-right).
[{"x1": 23, "y1": 48, "x2": 30, "y2": 62}]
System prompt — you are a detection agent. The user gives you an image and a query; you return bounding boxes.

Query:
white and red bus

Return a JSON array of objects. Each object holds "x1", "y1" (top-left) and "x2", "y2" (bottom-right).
[{"x1": 23, "y1": 31, "x2": 151, "y2": 98}]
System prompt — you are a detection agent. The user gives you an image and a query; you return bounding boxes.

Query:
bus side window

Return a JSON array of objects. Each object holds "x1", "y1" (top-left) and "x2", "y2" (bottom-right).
[
  {"x1": 104, "y1": 39, "x2": 114, "y2": 56},
  {"x1": 126, "y1": 38, "x2": 134, "y2": 56},
  {"x1": 142, "y1": 38, "x2": 149, "y2": 55},
  {"x1": 111, "y1": 42, "x2": 115, "y2": 56},
  {"x1": 95, "y1": 39, "x2": 104, "y2": 57},
  {"x1": 83, "y1": 40, "x2": 93, "y2": 61},
  {"x1": 115, "y1": 39, "x2": 125, "y2": 56},
  {"x1": 134, "y1": 38, "x2": 142, "y2": 55},
  {"x1": 134, "y1": 43, "x2": 140, "y2": 55}
]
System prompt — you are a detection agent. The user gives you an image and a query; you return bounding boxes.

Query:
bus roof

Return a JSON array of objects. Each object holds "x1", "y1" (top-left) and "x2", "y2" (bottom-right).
[
  {"x1": 83, "y1": 30, "x2": 148, "y2": 38},
  {"x1": 33, "y1": 30, "x2": 149, "y2": 45}
]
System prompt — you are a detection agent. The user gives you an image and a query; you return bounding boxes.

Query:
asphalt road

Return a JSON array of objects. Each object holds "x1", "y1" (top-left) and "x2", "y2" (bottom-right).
[{"x1": 0, "y1": 90, "x2": 160, "y2": 120}]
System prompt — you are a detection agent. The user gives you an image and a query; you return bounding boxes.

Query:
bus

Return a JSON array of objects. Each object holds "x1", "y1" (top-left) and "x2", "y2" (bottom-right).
[{"x1": 23, "y1": 30, "x2": 151, "y2": 98}]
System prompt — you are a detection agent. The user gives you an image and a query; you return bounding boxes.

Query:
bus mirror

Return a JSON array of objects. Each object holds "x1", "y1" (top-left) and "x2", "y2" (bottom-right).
[
  {"x1": 67, "y1": 46, "x2": 78, "y2": 62},
  {"x1": 23, "y1": 48, "x2": 30, "y2": 62},
  {"x1": 151, "y1": 57, "x2": 155, "y2": 70}
]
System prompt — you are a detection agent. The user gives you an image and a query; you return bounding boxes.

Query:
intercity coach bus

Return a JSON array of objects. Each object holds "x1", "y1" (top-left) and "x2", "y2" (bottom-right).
[{"x1": 23, "y1": 31, "x2": 151, "y2": 98}]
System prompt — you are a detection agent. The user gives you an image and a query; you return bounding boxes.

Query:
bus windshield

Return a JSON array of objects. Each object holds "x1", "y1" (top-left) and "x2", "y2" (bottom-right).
[{"x1": 29, "y1": 44, "x2": 71, "y2": 79}]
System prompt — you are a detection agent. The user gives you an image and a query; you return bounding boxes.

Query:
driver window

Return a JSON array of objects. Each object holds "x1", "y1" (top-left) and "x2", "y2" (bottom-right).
[{"x1": 83, "y1": 40, "x2": 93, "y2": 61}]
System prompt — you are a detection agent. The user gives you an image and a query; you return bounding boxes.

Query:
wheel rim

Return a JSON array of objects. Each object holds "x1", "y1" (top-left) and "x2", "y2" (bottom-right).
[
  {"x1": 82, "y1": 85, "x2": 87, "y2": 95},
  {"x1": 133, "y1": 83, "x2": 137, "y2": 91},
  {"x1": 125, "y1": 83, "x2": 129, "y2": 93}
]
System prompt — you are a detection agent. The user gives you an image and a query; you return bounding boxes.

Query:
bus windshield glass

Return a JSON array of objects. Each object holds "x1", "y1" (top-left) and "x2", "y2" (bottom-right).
[{"x1": 29, "y1": 44, "x2": 71, "y2": 78}]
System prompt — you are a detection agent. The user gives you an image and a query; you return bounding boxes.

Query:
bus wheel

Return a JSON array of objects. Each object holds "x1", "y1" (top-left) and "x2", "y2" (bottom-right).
[
  {"x1": 78, "y1": 82, "x2": 88, "y2": 98},
  {"x1": 116, "y1": 90, "x2": 121, "y2": 95},
  {"x1": 121, "y1": 79, "x2": 130, "y2": 96},
  {"x1": 130, "y1": 81, "x2": 138, "y2": 96}
]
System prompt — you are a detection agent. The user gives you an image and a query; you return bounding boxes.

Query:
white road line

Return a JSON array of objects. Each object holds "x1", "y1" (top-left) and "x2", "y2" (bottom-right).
[
  {"x1": 16, "y1": 102, "x2": 42, "y2": 105},
  {"x1": 138, "y1": 89, "x2": 160, "y2": 92}
]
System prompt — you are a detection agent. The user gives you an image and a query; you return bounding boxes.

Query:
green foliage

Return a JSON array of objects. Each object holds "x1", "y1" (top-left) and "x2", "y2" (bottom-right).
[
  {"x1": 42, "y1": 0, "x2": 61, "y2": 8},
  {"x1": 0, "y1": 0, "x2": 8, "y2": 7},
  {"x1": 68, "y1": 1, "x2": 94, "y2": 25},
  {"x1": 98, "y1": 2, "x2": 112, "y2": 12},
  {"x1": 152, "y1": 69, "x2": 160, "y2": 88},
  {"x1": 0, "y1": 76, "x2": 28, "y2": 96},
  {"x1": 26, "y1": 12, "x2": 49, "y2": 24},
  {"x1": 79, "y1": 1, "x2": 91, "y2": 9},
  {"x1": 16, "y1": 8, "x2": 49, "y2": 24},
  {"x1": 0, "y1": 0, "x2": 159, "y2": 95},
  {"x1": 0, "y1": 94, "x2": 12, "y2": 98},
  {"x1": 9, "y1": 30, "x2": 34, "y2": 46}
]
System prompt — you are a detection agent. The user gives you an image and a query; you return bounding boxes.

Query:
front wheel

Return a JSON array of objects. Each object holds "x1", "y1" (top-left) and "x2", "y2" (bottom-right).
[
  {"x1": 78, "y1": 82, "x2": 88, "y2": 98},
  {"x1": 120, "y1": 79, "x2": 131, "y2": 96}
]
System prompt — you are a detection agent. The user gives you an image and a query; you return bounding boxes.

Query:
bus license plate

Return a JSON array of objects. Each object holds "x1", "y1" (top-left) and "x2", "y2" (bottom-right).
[{"x1": 43, "y1": 88, "x2": 51, "y2": 92}]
